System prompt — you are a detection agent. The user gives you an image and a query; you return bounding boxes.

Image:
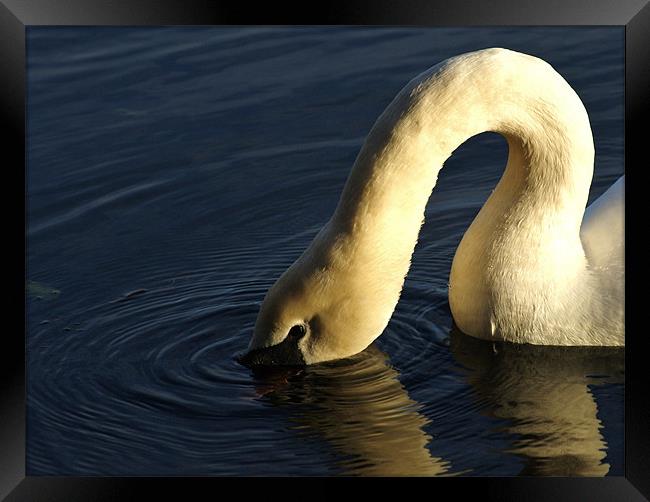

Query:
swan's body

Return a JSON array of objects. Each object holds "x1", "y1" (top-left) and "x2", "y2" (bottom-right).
[{"x1": 242, "y1": 48, "x2": 624, "y2": 366}]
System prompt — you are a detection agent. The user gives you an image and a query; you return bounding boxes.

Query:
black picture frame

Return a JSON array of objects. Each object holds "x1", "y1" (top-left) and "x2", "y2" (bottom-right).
[{"x1": 2, "y1": 1, "x2": 648, "y2": 500}]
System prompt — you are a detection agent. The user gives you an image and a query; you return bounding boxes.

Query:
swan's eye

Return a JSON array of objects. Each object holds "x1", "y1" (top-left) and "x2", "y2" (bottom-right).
[{"x1": 287, "y1": 324, "x2": 306, "y2": 340}]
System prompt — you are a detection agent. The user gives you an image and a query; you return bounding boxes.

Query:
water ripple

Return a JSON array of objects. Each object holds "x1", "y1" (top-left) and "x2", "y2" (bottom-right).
[{"x1": 27, "y1": 26, "x2": 624, "y2": 476}]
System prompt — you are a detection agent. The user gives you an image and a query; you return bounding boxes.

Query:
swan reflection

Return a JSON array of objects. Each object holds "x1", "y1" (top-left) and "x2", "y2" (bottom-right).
[
  {"x1": 248, "y1": 345, "x2": 450, "y2": 476},
  {"x1": 246, "y1": 327, "x2": 622, "y2": 476},
  {"x1": 449, "y1": 327, "x2": 624, "y2": 476}
]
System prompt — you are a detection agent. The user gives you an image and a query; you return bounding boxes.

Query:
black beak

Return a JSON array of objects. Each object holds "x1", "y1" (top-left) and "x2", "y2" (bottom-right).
[{"x1": 237, "y1": 337, "x2": 306, "y2": 367}]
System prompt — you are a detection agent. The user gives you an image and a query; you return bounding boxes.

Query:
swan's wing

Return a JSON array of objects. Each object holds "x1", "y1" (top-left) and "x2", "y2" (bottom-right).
[{"x1": 580, "y1": 175, "x2": 624, "y2": 270}]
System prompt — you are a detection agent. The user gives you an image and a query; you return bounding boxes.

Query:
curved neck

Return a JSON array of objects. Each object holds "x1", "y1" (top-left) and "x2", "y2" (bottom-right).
[{"x1": 329, "y1": 49, "x2": 594, "y2": 274}]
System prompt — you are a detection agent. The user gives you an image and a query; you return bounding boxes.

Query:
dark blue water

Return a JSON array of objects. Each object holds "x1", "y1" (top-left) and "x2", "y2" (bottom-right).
[{"x1": 26, "y1": 27, "x2": 624, "y2": 476}]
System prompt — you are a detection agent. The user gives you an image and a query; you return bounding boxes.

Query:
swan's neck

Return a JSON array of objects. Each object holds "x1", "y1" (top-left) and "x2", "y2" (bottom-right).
[{"x1": 328, "y1": 49, "x2": 597, "y2": 344}]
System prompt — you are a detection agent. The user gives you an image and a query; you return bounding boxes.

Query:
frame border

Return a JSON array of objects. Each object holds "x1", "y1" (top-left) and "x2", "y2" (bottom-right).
[{"x1": 2, "y1": 1, "x2": 648, "y2": 500}]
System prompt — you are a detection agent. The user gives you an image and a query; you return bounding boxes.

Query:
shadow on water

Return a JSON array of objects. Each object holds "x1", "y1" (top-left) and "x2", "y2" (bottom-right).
[
  {"x1": 449, "y1": 326, "x2": 624, "y2": 476},
  {"x1": 243, "y1": 326, "x2": 623, "y2": 477}
]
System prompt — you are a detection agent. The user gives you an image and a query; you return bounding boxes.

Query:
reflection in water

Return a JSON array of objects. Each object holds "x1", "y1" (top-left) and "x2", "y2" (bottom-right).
[
  {"x1": 248, "y1": 345, "x2": 450, "y2": 476},
  {"x1": 247, "y1": 327, "x2": 623, "y2": 477},
  {"x1": 449, "y1": 327, "x2": 624, "y2": 476}
]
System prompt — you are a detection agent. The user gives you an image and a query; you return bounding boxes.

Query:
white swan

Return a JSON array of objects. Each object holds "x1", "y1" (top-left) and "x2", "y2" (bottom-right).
[{"x1": 241, "y1": 48, "x2": 624, "y2": 366}]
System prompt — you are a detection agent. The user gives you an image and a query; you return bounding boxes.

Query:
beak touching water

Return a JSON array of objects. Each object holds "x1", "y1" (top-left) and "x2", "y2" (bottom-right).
[{"x1": 237, "y1": 334, "x2": 306, "y2": 367}]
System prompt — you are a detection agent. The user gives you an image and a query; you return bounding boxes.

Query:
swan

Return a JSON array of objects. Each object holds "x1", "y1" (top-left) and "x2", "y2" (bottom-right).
[{"x1": 240, "y1": 48, "x2": 625, "y2": 366}]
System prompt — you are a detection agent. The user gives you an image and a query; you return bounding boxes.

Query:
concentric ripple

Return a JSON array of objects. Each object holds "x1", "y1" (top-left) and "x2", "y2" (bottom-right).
[{"x1": 27, "y1": 27, "x2": 624, "y2": 476}]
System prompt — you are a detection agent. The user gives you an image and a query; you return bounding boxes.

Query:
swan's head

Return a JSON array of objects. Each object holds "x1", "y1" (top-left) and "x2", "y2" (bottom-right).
[{"x1": 240, "y1": 227, "x2": 402, "y2": 366}]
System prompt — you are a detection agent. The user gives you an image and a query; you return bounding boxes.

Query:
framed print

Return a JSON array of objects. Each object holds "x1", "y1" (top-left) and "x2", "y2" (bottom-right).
[{"x1": 2, "y1": 0, "x2": 648, "y2": 500}]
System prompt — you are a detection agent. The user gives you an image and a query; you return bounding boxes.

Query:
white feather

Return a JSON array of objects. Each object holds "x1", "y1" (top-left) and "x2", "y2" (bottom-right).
[{"x1": 248, "y1": 48, "x2": 624, "y2": 364}]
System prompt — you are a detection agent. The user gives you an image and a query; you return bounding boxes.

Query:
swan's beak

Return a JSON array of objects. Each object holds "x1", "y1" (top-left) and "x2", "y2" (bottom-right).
[{"x1": 237, "y1": 337, "x2": 306, "y2": 367}]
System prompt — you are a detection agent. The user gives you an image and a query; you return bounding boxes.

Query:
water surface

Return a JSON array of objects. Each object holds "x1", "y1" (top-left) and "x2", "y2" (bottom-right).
[{"x1": 26, "y1": 27, "x2": 624, "y2": 476}]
